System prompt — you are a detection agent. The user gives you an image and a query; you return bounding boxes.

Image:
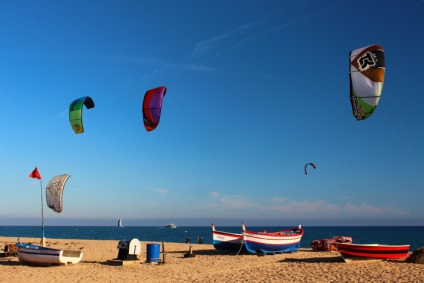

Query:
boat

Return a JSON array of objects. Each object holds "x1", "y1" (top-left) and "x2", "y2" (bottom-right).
[
  {"x1": 16, "y1": 242, "x2": 83, "y2": 266},
  {"x1": 212, "y1": 223, "x2": 245, "y2": 252},
  {"x1": 242, "y1": 222, "x2": 304, "y2": 254},
  {"x1": 165, "y1": 224, "x2": 177, "y2": 228},
  {"x1": 311, "y1": 235, "x2": 352, "y2": 251},
  {"x1": 118, "y1": 219, "x2": 124, "y2": 228},
  {"x1": 20, "y1": 170, "x2": 83, "y2": 266},
  {"x1": 336, "y1": 243, "x2": 410, "y2": 263}
]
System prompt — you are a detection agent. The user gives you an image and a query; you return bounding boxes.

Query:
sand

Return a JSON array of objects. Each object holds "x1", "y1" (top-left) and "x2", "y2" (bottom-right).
[{"x1": 1, "y1": 236, "x2": 423, "y2": 283}]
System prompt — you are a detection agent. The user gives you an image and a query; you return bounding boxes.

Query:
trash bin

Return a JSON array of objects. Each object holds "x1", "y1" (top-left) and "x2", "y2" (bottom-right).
[{"x1": 146, "y1": 243, "x2": 160, "y2": 263}]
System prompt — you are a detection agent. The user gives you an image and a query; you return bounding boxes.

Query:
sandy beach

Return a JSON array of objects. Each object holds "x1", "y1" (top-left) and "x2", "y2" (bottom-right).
[{"x1": 1, "y1": 236, "x2": 423, "y2": 283}]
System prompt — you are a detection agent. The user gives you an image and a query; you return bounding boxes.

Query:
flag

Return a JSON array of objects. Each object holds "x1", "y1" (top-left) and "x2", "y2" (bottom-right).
[{"x1": 29, "y1": 167, "x2": 42, "y2": 180}]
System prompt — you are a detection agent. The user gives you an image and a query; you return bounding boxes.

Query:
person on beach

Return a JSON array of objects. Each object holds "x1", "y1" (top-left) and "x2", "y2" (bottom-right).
[{"x1": 185, "y1": 237, "x2": 190, "y2": 244}]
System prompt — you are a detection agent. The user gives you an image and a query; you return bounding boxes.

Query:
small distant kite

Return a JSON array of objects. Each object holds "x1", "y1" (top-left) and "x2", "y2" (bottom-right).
[
  {"x1": 304, "y1": 163, "x2": 316, "y2": 175},
  {"x1": 349, "y1": 44, "x2": 385, "y2": 120},
  {"x1": 46, "y1": 174, "x2": 71, "y2": 213},
  {"x1": 69, "y1": 96, "x2": 95, "y2": 134},
  {"x1": 142, "y1": 86, "x2": 167, "y2": 131}
]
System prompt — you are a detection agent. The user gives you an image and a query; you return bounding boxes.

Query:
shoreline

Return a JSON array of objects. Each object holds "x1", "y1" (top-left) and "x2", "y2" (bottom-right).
[{"x1": 1, "y1": 237, "x2": 423, "y2": 282}]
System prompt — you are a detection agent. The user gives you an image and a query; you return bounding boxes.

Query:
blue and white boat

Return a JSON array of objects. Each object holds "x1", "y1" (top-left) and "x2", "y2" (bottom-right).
[
  {"x1": 242, "y1": 223, "x2": 304, "y2": 254},
  {"x1": 16, "y1": 242, "x2": 83, "y2": 266},
  {"x1": 212, "y1": 224, "x2": 245, "y2": 252}
]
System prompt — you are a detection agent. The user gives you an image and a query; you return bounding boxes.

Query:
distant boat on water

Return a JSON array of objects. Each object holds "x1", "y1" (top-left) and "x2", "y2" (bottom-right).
[
  {"x1": 165, "y1": 224, "x2": 176, "y2": 228},
  {"x1": 118, "y1": 219, "x2": 123, "y2": 228}
]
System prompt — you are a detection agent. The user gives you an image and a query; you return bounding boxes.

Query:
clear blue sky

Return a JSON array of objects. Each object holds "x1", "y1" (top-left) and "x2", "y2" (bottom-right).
[{"x1": 1, "y1": 0, "x2": 423, "y2": 226}]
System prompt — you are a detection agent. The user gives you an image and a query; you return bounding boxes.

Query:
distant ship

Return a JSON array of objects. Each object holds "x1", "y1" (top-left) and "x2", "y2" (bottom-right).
[
  {"x1": 118, "y1": 219, "x2": 124, "y2": 228},
  {"x1": 165, "y1": 224, "x2": 176, "y2": 228}
]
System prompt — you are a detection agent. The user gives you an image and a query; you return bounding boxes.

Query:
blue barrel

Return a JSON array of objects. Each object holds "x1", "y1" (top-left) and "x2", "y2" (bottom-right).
[{"x1": 146, "y1": 243, "x2": 160, "y2": 263}]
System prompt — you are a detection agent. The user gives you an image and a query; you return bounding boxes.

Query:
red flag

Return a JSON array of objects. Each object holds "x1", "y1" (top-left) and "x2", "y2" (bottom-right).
[{"x1": 29, "y1": 167, "x2": 42, "y2": 180}]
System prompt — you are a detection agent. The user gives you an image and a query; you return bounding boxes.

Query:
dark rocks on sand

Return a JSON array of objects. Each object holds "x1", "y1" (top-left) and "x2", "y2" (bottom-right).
[{"x1": 407, "y1": 247, "x2": 424, "y2": 264}]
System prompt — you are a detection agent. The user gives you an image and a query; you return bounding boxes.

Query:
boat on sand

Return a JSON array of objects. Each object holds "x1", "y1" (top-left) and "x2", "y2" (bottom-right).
[
  {"x1": 336, "y1": 243, "x2": 410, "y2": 263},
  {"x1": 212, "y1": 224, "x2": 244, "y2": 252},
  {"x1": 242, "y1": 222, "x2": 304, "y2": 254},
  {"x1": 16, "y1": 242, "x2": 83, "y2": 266}
]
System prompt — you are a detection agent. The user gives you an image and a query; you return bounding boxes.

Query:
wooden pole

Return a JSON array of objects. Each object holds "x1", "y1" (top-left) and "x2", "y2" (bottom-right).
[{"x1": 40, "y1": 180, "x2": 45, "y2": 247}]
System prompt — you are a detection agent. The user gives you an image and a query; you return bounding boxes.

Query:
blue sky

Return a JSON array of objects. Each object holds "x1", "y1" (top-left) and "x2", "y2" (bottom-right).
[{"x1": 1, "y1": 0, "x2": 423, "y2": 226}]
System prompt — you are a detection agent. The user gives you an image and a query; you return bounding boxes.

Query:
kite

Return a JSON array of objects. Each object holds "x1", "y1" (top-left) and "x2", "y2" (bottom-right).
[
  {"x1": 69, "y1": 96, "x2": 95, "y2": 134},
  {"x1": 349, "y1": 44, "x2": 385, "y2": 120},
  {"x1": 304, "y1": 163, "x2": 316, "y2": 175},
  {"x1": 46, "y1": 174, "x2": 71, "y2": 213},
  {"x1": 142, "y1": 86, "x2": 167, "y2": 131}
]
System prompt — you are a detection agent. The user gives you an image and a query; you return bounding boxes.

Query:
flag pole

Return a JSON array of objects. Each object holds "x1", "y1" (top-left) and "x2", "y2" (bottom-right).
[{"x1": 40, "y1": 179, "x2": 45, "y2": 247}]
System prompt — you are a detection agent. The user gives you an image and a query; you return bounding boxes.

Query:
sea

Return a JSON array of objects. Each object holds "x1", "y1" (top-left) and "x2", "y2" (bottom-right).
[{"x1": 1, "y1": 226, "x2": 423, "y2": 251}]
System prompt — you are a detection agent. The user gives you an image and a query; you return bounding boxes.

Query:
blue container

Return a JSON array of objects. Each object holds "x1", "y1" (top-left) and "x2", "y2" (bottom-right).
[{"x1": 146, "y1": 243, "x2": 160, "y2": 263}]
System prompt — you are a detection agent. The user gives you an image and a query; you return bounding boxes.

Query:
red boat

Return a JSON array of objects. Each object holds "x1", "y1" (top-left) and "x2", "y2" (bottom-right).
[
  {"x1": 311, "y1": 236, "x2": 352, "y2": 251},
  {"x1": 336, "y1": 243, "x2": 410, "y2": 262}
]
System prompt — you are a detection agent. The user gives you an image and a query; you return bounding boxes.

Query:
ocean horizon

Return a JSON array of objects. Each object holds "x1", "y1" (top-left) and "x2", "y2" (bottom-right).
[{"x1": 1, "y1": 225, "x2": 423, "y2": 251}]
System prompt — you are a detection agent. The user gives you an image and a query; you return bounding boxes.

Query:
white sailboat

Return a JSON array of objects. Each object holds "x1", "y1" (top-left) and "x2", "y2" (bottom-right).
[{"x1": 118, "y1": 219, "x2": 124, "y2": 228}]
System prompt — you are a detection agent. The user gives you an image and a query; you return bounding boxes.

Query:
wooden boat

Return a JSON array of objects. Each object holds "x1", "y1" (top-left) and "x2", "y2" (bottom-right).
[
  {"x1": 16, "y1": 242, "x2": 83, "y2": 266},
  {"x1": 311, "y1": 235, "x2": 352, "y2": 251},
  {"x1": 212, "y1": 224, "x2": 244, "y2": 252},
  {"x1": 165, "y1": 223, "x2": 177, "y2": 228},
  {"x1": 336, "y1": 243, "x2": 410, "y2": 263},
  {"x1": 242, "y1": 223, "x2": 304, "y2": 254}
]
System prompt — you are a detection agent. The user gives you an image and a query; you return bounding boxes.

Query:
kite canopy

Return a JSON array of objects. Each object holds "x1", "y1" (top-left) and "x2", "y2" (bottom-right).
[
  {"x1": 46, "y1": 174, "x2": 71, "y2": 213},
  {"x1": 69, "y1": 96, "x2": 95, "y2": 134},
  {"x1": 142, "y1": 86, "x2": 167, "y2": 131},
  {"x1": 304, "y1": 163, "x2": 316, "y2": 175},
  {"x1": 349, "y1": 44, "x2": 385, "y2": 120}
]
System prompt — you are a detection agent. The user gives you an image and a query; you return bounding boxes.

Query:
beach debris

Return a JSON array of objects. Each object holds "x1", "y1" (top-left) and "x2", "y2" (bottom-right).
[
  {"x1": 407, "y1": 247, "x2": 424, "y2": 264},
  {"x1": 116, "y1": 239, "x2": 141, "y2": 261},
  {"x1": 1, "y1": 244, "x2": 18, "y2": 257},
  {"x1": 311, "y1": 236, "x2": 353, "y2": 252},
  {"x1": 184, "y1": 246, "x2": 196, "y2": 258}
]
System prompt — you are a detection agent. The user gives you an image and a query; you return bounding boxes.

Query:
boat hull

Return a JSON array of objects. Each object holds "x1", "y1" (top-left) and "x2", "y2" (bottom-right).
[
  {"x1": 242, "y1": 225, "x2": 304, "y2": 254},
  {"x1": 212, "y1": 230, "x2": 244, "y2": 251},
  {"x1": 16, "y1": 242, "x2": 83, "y2": 266},
  {"x1": 212, "y1": 224, "x2": 244, "y2": 252},
  {"x1": 336, "y1": 243, "x2": 410, "y2": 262}
]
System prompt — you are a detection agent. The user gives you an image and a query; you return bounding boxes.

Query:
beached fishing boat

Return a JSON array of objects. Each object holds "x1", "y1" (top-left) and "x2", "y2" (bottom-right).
[
  {"x1": 165, "y1": 223, "x2": 177, "y2": 228},
  {"x1": 242, "y1": 223, "x2": 304, "y2": 254},
  {"x1": 336, "y1": 243, "x2": 410, "y2": 263},
  {"x1": 16, "y1": 242, "x2": 83, "y2": 266},
  {"x1": 212, "y1": 224, "x2": 245, "y2": 252}
]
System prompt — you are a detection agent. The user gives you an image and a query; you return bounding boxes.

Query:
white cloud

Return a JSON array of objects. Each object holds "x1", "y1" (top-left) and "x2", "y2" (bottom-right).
[
  {"x1": 207, "y1": 193, "x2": 408, "y2": 219},
  {"x1": 209, "y1": 191, "x2": 220, "y2": 197}
]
